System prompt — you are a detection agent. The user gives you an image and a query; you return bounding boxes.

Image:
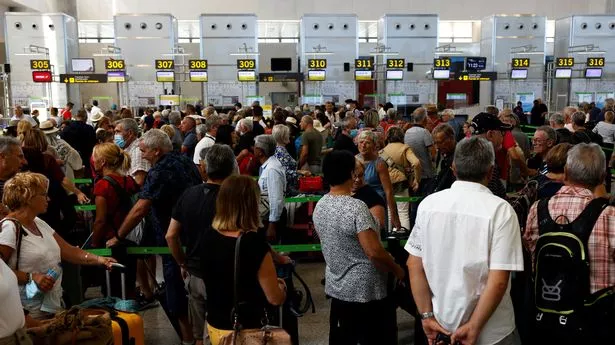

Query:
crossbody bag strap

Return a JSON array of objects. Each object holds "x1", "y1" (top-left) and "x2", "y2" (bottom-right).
[
  {"x1": 102, "y1": 175, "x2": 127, "y2": 198},
  {"x1": 0, "y1": 218, "x2": 25, "y2": 271},
  {"x1": 232, "y1": 232, "x2": 244, "y2": 331}
]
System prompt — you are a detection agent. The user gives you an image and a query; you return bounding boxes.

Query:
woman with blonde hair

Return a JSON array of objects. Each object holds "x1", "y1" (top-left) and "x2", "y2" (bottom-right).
[
  {"x1": 160, "y1": 124, "x2": 176, "y2": 140},
  {"x1": 0, "y1": 172, "x2": 116, "y2": 319},
  {"x1": 91, "y1": 143, "x2": 138, "y2": 298},
  {"x1": 201, "y1": 175, "x2": 287, "y2": 344},
  {"x1": 16, "y1": 120, "x2": 32, "y2": 141},
  {"x1": 356, "y1": 130, "x2": 401, "y2": 231},
  {"x1": 91, "y1": 142, "x2": 136, "y2": 247}
]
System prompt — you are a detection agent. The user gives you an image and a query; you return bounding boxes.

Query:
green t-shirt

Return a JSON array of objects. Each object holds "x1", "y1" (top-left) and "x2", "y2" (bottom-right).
[{"x1": 301, "y1": 128, "x2": 323, "y2": 166}]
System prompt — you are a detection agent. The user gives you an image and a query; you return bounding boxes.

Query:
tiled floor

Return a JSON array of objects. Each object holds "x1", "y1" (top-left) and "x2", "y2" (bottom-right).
[{"x1": 139, "y1": 262, "x2": 416, "y2": 345}]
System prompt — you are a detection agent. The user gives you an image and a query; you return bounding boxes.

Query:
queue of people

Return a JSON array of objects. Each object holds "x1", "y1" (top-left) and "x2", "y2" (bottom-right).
[{"x1": 0, "y1": 97, "x2": 613, "y2": 345}]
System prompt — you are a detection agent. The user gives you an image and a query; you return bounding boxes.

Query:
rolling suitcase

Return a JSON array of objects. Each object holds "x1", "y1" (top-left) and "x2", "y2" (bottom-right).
[{"x1": 106, "y1": 269, "x2": 145, "y2": 345}]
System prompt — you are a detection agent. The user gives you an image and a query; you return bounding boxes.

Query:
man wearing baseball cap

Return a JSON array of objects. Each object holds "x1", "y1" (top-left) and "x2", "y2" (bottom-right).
[{"x1": 470, "y1": 112, "x2": 510, "y2": 199}]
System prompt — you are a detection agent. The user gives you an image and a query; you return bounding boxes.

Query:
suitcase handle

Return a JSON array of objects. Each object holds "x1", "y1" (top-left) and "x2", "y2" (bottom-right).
[{"x1": 106, "y1": 266, "x2": 127, "y2": 300}]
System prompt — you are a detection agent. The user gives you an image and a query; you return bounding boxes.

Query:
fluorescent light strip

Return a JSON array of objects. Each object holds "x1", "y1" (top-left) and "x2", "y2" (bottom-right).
[
  {"x1": 14, "y1": 53, "x2": 45, "y2": 56},
  {"x1": 229, "y1": 52, "x2": 260, "y2": 56},
  {"x1": 434, "y1": 52, "x2": 464, "y2": 55},
  {"x1": 161, "y1": 53, "x2": 192, "y2": 56},
  {"x1": 92, "y1": 53, "x2": 122, "y2": 57},
  {"x1": 576, "y1": 51, "x2": 606, "y2": 55},
  {"x1": 369, "y1": 52, "x2": 400, "y2": 56}
]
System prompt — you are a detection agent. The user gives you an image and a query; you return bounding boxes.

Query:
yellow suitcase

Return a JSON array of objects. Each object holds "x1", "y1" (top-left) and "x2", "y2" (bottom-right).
[
  {"x1": 111, "y1": 311, "x2": 144, "y2": 345},
  {"x1": 105, "y1": 269, "x2": 145, "y2": 345}
]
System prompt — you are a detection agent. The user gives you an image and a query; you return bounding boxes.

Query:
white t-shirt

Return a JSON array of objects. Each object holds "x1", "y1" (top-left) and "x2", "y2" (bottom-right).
[
  {"x1": 0, "y1": 259, "x2": 25, "y2": 337},
  {"x1": 592, "y1": 121, "x2": 615, "y2": 144},
  {"x1": 0, "y1": 218, "x2": 63, "y2": 319},
  {"x1": 192, "y1": 134, "x2": 216, "y2": 164},
  {"x1": 405, "y1": 181, "x2": 524, "y2": 345}
]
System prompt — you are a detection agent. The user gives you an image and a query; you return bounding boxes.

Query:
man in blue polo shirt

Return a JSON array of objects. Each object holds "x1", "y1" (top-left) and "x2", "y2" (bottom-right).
[{"x1": 107, "y1": 128, "x2": 202, "y2": 345}]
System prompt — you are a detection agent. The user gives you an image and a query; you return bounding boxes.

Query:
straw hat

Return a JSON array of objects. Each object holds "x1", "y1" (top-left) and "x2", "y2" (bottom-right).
[
  {"x1": 39, "y1": 120, "x2": 59, "y2": 134},
  {"x1": 285, "y1": 116, "x2": 298, "y2": 128},
  {"x1": 313, "y1": 119, "x2": 326, "y2": 132},
  {"x1": 91, "y1": 112, "x2": 104, "y2": 123}
]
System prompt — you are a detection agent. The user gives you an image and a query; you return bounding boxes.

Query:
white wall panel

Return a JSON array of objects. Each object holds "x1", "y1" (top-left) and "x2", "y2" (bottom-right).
[
  {"x1": 77, "y1": 0, "x2": 608, "y2": 21},
  {"x1": 5, "y1": 13, "x2": 78, "y2": 108}
]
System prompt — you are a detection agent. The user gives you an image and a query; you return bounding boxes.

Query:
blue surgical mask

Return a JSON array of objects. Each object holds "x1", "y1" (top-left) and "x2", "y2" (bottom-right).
[
  {"x1": 349, "y1": 129, "x2": 358, "y2": 138},
  {"x1": 114, "y1": 134, "x2": 126, "y2": 148}
]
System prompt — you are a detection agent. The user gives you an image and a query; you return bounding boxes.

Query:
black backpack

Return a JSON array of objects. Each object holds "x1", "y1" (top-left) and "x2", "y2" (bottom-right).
[{"x1": 533, "y1": 197, "x2": 614, "y2": 339}]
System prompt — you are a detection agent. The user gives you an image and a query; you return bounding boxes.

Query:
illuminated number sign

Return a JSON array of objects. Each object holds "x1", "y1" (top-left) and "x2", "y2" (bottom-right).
[
  {"x1": 587, "y1": 57, "x2": 605, "y2": 67},
  {"x1": 512, "y1": 58, "x2": 530, "y2": 68},
  {"x1": 555, "y1": 57, "x2": 575, "y2": 68},
  {"x1": 355, "y1": 58, "x2": 374, "y2": 70},
  {"x1": 387, "y1": 58, "x2": 405, "y2": 69},
  {"x1": 105, "y1": 59, "x2": 125, "y2": 70},
  {"x1": 30, "y1": 60, "x2": 50, "y2": 70},
  {"x1": 433, "y1": 57, "x2": 451, "y2": 70},
  {"x1": 237, "y1": 59, "x2": 256, "y2": 70},
  {"x1": 308, "y1": 59, "x2": 327, "y2": 69},
  {"x1": 189, "y1": 60, "x2": 208, "y2": 70},
  {"x1": 155, "y1": 59, "x2": 174, "y2": 70}
]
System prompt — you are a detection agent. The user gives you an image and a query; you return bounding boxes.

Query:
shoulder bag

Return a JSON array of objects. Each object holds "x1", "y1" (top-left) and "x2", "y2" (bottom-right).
[
  {"x1": 219, "y1": 233, "x2": 291, "y2": 345},
  {"x1": 0, "y1": 218, "x2": 26, "y2": 270}
]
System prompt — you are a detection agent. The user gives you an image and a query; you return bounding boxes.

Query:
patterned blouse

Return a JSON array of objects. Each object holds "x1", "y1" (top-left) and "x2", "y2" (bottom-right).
[{"x1": 274, "y1": 145, "x2": 298, "y2": 192}]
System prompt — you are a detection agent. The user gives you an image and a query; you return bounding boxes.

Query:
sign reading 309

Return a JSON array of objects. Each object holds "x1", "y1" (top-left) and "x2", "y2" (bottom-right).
[{"x1": 237, "y1": 59, "x2": 256, "y2": 70}]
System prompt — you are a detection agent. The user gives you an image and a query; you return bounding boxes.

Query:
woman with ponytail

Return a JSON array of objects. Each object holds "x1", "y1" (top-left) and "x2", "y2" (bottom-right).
[
  {"x1": 91, "y1": 142, "x2": 138, "y2": 297},
  {"x1": 91, "y1": 143, "x2": 135, "y2": 247}
]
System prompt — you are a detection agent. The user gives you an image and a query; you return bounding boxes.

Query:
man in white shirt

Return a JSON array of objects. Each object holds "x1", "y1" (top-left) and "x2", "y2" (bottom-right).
[
  {"x1": 192, "y1": 115, "x2": 220, "y2": 164},
  {"x1": 406, "y1": 136, "x2": 524, "y2": 345},
  {"x1": 255, "y1": 134, "x2": 286, "y2": 242},
  {"x1": 10, "y1": 106, "x2": 37, "y2": 127}
]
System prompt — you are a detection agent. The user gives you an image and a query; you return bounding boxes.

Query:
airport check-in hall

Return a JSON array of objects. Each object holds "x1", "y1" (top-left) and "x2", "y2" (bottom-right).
[{"x1": 1, "y1": 1, "x2": 615, "y2": 345}]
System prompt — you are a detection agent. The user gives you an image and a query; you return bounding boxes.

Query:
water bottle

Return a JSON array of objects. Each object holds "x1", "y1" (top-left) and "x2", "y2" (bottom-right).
[
  {"x1": 40, "y1": 264, "x2": 62, "y2": 314},
  {"x1": 46, "y1": 268, "x2": 59, "y2": 281}
]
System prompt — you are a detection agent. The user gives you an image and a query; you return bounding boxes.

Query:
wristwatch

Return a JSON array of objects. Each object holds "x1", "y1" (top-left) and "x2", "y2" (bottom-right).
[{"x1": 420, "y1": 311, "x2": 435, "y2": 320}]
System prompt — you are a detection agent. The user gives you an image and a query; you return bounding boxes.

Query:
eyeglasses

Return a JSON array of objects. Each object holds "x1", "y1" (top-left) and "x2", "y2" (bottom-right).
[{"x1": 532, "y1": 138, "x2": 547, "y2": 144}]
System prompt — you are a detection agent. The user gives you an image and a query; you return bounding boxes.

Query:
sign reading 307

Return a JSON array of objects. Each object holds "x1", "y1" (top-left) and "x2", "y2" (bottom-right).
[{"x1": 155, "y1": 59, "x2": 174, "y2": 70}]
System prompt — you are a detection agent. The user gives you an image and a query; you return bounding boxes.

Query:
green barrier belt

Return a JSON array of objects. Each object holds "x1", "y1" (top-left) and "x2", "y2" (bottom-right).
[
  {"x1": 521, "y1": 125, "x2": 538, "y2": 130},
  {"x1": 86, "y1": 241, "x2": 409, "y2": 256},
  {"x1": 75, "y1": 205, "x2": 96, "y2": 211},
  {"x1": 74, "y1": 196, "x2": 423, "y2": 212},
  {"x1": 73, "y1": 178, "x2": 93, "y2": 184}
]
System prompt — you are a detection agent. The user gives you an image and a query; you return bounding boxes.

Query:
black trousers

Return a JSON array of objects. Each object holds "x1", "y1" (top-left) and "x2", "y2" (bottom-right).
[{"x1": 329, "y1": 297, "x2": 397, "y2": 345}]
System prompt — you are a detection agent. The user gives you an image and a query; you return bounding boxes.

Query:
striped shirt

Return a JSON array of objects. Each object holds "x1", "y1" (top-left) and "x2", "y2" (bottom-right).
[{"x1": 524, "y1": 185, "x2": 615, "y2": 293}]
